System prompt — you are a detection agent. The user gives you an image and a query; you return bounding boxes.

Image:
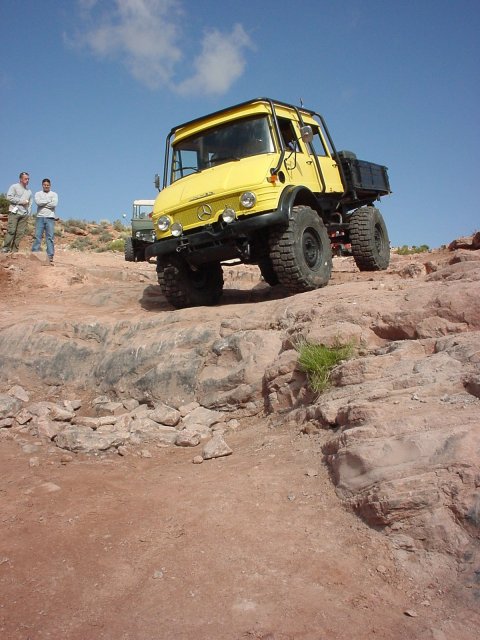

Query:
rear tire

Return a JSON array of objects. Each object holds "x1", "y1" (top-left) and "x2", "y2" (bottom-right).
[
  {"x1": 124, "y1": 237, "x2": 135, "y2": 262},
  {"x1": 349, "y1": 206, "x2": 390, "y2": 271},
  {"x1": 157, "y1": 258, "x2": 224, "y2": 309},
  {"x1": 268, "y1": 205, "x2": 332, "y2": 293}
]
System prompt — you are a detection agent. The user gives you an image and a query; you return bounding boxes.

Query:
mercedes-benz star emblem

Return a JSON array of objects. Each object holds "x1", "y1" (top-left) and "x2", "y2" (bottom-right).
[{"x1": 197, "y1": 204, "x2": 213, "y2": 221}]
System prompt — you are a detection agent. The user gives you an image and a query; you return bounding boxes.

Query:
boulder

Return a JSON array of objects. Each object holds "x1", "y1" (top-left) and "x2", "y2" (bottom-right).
[
  {"x1": 0, "y1": 394, "x2": 22, "y2": 419},
  {"x1": 202, "y1": 434, "x2": 233, "y2": 460},
  {"x1": 55, "y1": 426, "x2": 127, "y2": 452}
]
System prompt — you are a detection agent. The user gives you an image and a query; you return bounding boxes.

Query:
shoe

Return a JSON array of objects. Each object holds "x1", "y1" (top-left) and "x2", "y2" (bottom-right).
[
  {"x1": 1, "y1": 247, "x2": 10, "y2": 253},
  {"x1": 48, "y1": 258, "x2": 54, "y2": 266}
]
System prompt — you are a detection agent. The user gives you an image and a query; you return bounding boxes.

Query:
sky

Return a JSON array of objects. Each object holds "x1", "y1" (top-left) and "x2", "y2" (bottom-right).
[{"x1": 1, "y1": 0, "x2": 479, "y2": 248}]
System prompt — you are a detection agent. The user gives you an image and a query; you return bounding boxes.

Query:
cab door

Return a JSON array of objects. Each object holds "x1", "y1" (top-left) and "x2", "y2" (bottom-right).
[
  {"x1": 277, "y1": 117, "x2": 343, "y2": 194},
  {"x1": 308, "y1": 124, "x2": 344, "y2": 194},
  {"x1": 277, "y1": 117, "x2": 322, "y2": 192}
]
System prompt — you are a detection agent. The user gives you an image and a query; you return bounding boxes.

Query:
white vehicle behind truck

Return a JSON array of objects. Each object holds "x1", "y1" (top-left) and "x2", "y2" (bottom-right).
[{"x1": 124, "y1": 199, "x2": 155, "y2": 262}]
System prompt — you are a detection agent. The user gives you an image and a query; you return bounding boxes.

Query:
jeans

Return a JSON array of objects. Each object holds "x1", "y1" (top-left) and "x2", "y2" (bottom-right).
[{"x1": 32, "y1": 216, "x2": 55, "y2": 258}]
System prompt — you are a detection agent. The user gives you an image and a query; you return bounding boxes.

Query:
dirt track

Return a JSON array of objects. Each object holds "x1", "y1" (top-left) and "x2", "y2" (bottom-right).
[{"x1": 0, "y1": 249, "x2": 478, "y2": 639}]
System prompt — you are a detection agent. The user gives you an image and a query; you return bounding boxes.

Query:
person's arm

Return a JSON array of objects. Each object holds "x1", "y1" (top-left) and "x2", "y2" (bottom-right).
[
  {"x1": 6, "y1": 185, "x2": 21, "y2": 205},
  {"x1": 35, "y1": 192, "x2": 57, "y2": 208}
]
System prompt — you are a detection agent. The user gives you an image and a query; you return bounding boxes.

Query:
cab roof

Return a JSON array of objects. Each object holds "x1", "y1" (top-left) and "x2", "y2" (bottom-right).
[
  {"x1": 170, "y1": 97, "x2": 319, "y2": 136},
  {"x1": 133, "y1": 200, "x2": 155, "y2": 206}
]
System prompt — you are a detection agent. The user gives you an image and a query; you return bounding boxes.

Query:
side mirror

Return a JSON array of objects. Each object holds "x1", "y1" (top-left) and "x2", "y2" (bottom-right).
[
  {"x1": 300, "y1": 125, "x2": 313, "y2": 144},
  {"x1": 154, "y1": 174, "x2": 161, "y2": 192}
]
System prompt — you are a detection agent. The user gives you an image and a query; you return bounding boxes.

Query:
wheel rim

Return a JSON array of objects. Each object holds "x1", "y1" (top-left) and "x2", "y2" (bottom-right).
[{"x1": 302, "y1": 229, "x2": 321, "y2": 268}]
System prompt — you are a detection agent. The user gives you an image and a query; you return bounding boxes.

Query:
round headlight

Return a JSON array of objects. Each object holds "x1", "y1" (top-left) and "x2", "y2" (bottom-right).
[
  {"x1": 240, "y1": 191, "x2": 256, "y2": 209},
  {"x1": 221, "y1": 207, "x2": 236, "y2": 223},
  {"x1": 171, "y1": 222, "x2": 183, "y2": 237},
  {"x1": 157, "y1": 215, "x2": 171, "y2": 231}
]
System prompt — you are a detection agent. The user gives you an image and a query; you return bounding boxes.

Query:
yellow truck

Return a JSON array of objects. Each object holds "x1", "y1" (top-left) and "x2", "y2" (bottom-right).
[{"x1": 147, "y1": 98, "x2": 391, "y2": 308}]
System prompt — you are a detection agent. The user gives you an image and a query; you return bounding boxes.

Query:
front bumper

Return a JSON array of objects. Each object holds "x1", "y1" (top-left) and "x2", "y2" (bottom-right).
[
  {"x1": 145, "y1": 208, "x2": 288, "y2": 262},
  {"x1": 134, "y1": 231, "x2": 156, "y2": 243}
]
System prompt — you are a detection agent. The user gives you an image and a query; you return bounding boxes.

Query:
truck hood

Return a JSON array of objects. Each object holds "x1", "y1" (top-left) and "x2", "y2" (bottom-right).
[{"x1": 155, "y1": 154, "x2": 277, "y2": 213}]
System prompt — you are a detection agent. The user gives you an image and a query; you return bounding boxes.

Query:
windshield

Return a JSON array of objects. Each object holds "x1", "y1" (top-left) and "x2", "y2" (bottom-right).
[
  {"x1": 170, "y1": 115, "x2": 275, "y2": 183},
  {"x1": 132, "y1": 205, "x2": 153, "y2": 219}
]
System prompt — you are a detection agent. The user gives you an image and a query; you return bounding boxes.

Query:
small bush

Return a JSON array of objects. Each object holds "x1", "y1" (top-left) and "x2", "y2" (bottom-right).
[
  {"x1": 296, "y1": 340, "x2": 355, "y2": 394},
  {"x1": 70, "y1": 237, "x2": 94, "y2": 251},
  {"x1": 63, "y1": 218, "x2": 88, "y2": 231},
  {"x1": 0, "y1": 193, "x2": 9, "y2": 216},
  {"x1": 96, "y1": 238, "x2": 125, "y2": 253},
  {"x1": 113, "y1": 219, "x2": 128, "y2": 232},
  {"x1": 396, "y1": 244, "x2": 429, "y2": 255},
  {"x1": 98, "y1": 231, "x2": 114, "y2": 242},
  {"x1": 90, "y1": 226, "x2": 101, "y2": 235}
]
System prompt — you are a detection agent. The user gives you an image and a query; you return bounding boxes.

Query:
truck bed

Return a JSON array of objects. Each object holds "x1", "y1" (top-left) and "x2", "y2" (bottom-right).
[{"x1": 336, "y1": 151, "x2": 391, "y2": 196}]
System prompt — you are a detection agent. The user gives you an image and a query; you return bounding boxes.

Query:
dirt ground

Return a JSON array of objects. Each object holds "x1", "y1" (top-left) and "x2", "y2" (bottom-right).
[{"x1": 0, "y1": 248, "x2": 478, "y2": 640}]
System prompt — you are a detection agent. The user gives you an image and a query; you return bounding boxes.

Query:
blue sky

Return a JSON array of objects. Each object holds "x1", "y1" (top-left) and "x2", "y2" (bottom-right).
[{"x1": 1, "y1": 0, "x2": 479, "y2": 248}]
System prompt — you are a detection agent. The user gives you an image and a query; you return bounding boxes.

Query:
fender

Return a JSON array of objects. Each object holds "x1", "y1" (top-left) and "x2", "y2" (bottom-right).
[{"x1": 278, "y1": 185, "x2": 320, "y2": 220}]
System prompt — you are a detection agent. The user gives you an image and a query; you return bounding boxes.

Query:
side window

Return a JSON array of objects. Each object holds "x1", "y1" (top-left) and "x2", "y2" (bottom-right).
[
  {"x1": 278, "y1": 117, "x2": 301, "y2": 152},
  {"x1": 309, "y1": 125, "x2": 328, "y2": 157}
]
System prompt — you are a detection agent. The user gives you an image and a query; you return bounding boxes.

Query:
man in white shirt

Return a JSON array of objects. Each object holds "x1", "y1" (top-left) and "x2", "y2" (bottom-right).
[
  {"x1": 32, "y1": 178, "x2": 59, "y2": 265},
  {"x1": 2, "y1": 172, "x2": 32, "y2": 253}
]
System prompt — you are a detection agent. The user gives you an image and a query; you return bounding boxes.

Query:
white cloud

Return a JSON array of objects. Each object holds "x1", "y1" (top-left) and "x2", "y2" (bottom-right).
[
  {"x1": 175, "y1": 24, "x2": 252, "y2": 96},
  {"x1": 72, "y1": 0, "x2": 252, "y2": 95}
]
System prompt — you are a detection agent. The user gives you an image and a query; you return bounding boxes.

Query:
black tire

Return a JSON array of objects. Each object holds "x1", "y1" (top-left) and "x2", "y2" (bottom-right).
[
  {"x1": 268, "y1": 205, "x2": 332, "y2": 293},
  {"x1": 157, "y1": 258, "x2": 224, "y2": 309},
  {"x1": 349, "y1": 206, "x2": 390, "y2": 271},
  {"x1": 124, "y1": 237, "x2": 135, "y2": 262},
  {"x1": 134, "y1": 244, "x2": 146, "y2": 262},
  {"x1": 258, "y1": 256, "x2": 279, "y2": 286}
]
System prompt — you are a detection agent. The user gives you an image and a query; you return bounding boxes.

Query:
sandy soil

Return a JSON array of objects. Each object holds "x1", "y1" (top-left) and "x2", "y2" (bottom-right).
[{"x1": 0, "y1": 248, "x2": 478, "y2": 640}]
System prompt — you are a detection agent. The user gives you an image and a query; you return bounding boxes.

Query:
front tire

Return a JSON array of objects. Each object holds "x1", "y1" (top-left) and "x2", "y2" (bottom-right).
[
  {"x1": 258, "y1": 256, "x2": 279, "y2": 286},
  {"x1": 349, "y1": 206, "x2": 390, "y2": 271},
  {"x1": 124, "y1": 237, "x2": 135, "y2": 262},
  {"x1": 268, "y1": 205, "x2": 332, "y2": 293},
  {"x1": 157, "y1": 258, "x2": 224, "y2": 309}
]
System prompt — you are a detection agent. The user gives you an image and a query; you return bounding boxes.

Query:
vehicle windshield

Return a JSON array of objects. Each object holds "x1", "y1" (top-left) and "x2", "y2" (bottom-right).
[
  {"x1": 132, "y1": 205, "x2": 153, "y2": 219},
  {"x1": 170, "y1": 115, "x2": 275, "y2": 183}
]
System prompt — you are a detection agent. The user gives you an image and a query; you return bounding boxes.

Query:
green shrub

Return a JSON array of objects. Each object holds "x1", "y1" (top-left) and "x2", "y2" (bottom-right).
[
  {"x1": 0, "y1": 193, "x2": 9, "y2": 216},
  {"x1": 96, "y1": 238, "x2": 125, "y2": 253},
  {"x1": 296, "y1": 340, "x2": 354, "y2": 394},
  {"x1": 113, "y1": 219, "x2": 128, "y2": 232},
  {"x1": 69, "y1": 237, "x2": 94, "y2": 251},
  {"x1": 63, "y1": 218, "x2": 88, "y2": 231},
  {"x1": 98, "y1": 231, "x2": 113, "y2": 242},
  {"x1": 396, "y1": 244, "x2": 429, "y2": 255},
  {"x1": 90, "y1": 226, "x2": 101, "y2": 235}
]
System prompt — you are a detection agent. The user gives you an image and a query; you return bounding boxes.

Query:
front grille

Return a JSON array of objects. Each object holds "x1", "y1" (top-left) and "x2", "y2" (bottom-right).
[{"x1": 170, "y1": 188, "x2": 277, "y2": 231}]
